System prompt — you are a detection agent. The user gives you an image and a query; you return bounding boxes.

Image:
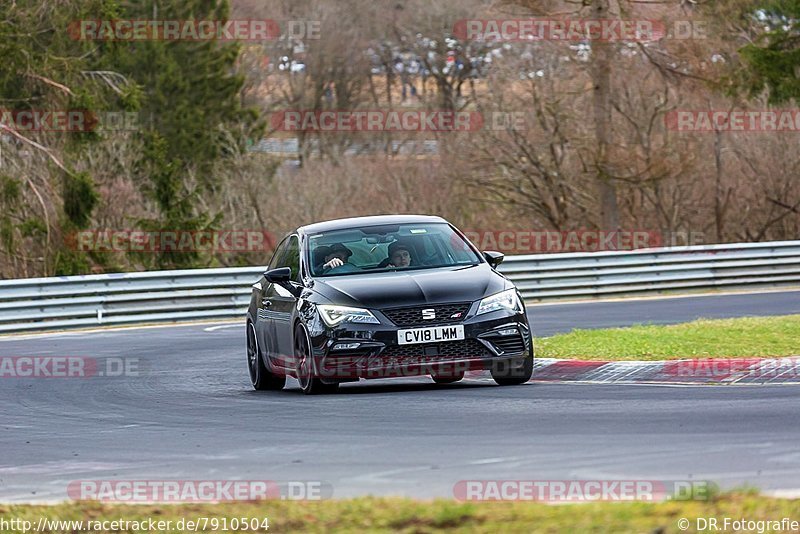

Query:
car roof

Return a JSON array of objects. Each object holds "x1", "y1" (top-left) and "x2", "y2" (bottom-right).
[{"x1": 298, "y1": 214, "x2": 448, "y2": 235}]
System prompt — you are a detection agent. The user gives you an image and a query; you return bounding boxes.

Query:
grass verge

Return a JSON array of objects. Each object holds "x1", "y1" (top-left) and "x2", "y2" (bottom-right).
[
  {"x1": 537, "y1": 314, "x2": 800, "y2": 361},
  {"x1": 1, "y1": 492, "x2": 798, "y2": 533}
]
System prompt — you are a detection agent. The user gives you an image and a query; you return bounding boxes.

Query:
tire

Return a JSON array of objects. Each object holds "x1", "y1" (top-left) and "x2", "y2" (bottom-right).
[
  {"x1": 294, "y1": 324, "x2": 339, "y2": 395},
  {"x1": 431, "y1": 371, "x2": 465, "y2": 384},
  {"x1": 491, "y1": 348, "x2": 534, "y2": 386},
  {"x1": 247, "y1": 321, "x2": 286, "y2": 391}
]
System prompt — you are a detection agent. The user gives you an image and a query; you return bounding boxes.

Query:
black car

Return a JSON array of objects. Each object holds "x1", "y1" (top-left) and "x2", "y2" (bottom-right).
[{"x1": 246, "y1": 215, "x2": 534, "y2": 394}]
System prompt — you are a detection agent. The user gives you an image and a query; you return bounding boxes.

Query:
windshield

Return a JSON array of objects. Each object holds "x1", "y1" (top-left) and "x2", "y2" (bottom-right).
[{"x1": 308, "y1": 223, "x2": 481, "y2": 277}]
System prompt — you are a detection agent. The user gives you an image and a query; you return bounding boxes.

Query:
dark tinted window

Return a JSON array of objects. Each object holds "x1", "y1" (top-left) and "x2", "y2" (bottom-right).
[
  {"x1": 268, "y1": 236, "x2": 291, "y2": 271},
  {"x1": 276, "y1": 235, "x2": 300, "y2": 281}
]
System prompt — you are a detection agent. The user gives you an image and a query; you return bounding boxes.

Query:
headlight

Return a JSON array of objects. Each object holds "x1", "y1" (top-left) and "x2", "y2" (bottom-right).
[
  {"x1": 318, "y1": 304, "x2": 380, "y2": 326},
  {"x1": 476, "y1": 288, "x2": 522, "y2": 316}
]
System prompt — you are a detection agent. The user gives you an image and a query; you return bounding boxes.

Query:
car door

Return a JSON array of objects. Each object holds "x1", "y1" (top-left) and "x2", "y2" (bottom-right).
[
  {"x1": 256, "y1": 236, "x2": 291, "y2": 369},
  {"x1": 265, "y1": 234, "x2": 301, "y2": 369}
]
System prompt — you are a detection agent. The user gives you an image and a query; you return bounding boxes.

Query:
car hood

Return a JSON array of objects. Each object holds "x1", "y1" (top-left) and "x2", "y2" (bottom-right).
[{"x1": 311, "y1": 264, "x2": 509, "y2": 309}]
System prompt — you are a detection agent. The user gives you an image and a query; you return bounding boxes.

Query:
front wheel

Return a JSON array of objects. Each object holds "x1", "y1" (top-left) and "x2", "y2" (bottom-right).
[
  {"x1": 491, "y1": 349, "x2": 533, "y2": 386},
  {"x1": 295, "y1": 324, "x2": 339, "y2": 395},
  {"x1": 247, "y1": 321, "x2": 286, "y2": 391}
]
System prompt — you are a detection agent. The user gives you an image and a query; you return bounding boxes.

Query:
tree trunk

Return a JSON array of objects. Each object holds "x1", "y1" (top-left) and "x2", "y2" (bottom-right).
[
  {"x1": 591, "y1": 0, "x2": 620, "y2": 231},
  {"x1": 714, "y1": 129, "x2": 724, "y2": 242}
]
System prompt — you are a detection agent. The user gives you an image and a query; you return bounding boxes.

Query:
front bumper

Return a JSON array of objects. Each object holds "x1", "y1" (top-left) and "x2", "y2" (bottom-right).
[{"x1": 308, "y1": 307, "x2": 532, "y2": 381}]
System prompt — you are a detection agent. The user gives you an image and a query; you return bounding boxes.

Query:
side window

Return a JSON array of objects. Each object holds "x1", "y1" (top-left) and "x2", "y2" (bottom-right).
[
  {"x1": 268, "y1": 236, "x2": 291, "y2": 271},
  {"x1": 276, "y1": 235, "x2": 300, "y2": 281}
]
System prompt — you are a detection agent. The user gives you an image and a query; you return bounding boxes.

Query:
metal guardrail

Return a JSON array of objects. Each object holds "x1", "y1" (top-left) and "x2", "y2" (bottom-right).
[{"x1": 1, "y1": 241, "x2": 799, "y2": 333}]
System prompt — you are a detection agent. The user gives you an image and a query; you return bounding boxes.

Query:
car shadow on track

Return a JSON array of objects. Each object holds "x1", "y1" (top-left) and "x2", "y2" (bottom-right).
[
  {"x1": 245, "y1": 378, "x2": 499, "y2": 396},
  {"x1": 335, "y1": 381, "x2": 495, "y2": 395}
]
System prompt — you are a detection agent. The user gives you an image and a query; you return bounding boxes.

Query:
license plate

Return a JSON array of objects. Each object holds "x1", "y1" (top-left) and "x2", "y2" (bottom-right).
[{"x1": 397, "y1": 325, "x2": 465, "y2": 345}]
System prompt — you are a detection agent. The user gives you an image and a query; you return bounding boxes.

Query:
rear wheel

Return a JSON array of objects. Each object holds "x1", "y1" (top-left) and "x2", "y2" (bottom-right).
[
  {"x1": 491, "y1": 348, "x2": 533, "y2": 386},
  {"x1": 295, "y1": 324, "x2": 339, "y2": 395},
  {"x1": 247, "y1": 321, "x2": 286, "y2": 391}
]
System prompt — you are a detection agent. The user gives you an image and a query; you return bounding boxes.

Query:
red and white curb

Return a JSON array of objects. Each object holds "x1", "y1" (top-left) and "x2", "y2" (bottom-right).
[{"x1": 530, "y1": 357, "x2": 800, "y2": 385}]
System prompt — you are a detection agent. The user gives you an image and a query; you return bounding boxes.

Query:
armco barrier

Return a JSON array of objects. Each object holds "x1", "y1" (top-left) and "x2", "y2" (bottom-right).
[{"x1": 0, "y1": 241, "x2": 799, "y2": 333}]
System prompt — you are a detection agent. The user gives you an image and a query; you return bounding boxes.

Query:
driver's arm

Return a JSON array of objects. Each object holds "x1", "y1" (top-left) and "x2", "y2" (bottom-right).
[{"x1": 323, "y1": 258, "x2": 344, "y2": 270}]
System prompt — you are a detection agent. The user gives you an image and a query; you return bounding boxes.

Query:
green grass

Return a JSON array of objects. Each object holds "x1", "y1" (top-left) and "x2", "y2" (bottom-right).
[
  {"x1": 537, "y1": 314, "x2": 800, "y2": 360},
  {"x1": 1, "y1": 492, "x2": 798, "y2": 533}
]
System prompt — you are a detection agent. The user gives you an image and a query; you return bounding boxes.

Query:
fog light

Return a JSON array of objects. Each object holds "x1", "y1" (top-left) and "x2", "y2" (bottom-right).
[
  {"x1": 497, "y1": 328, "x2": 519, "y2": 336},
  {"x1": 332, "y1": 342, "x2": 361, "y2": 351}
]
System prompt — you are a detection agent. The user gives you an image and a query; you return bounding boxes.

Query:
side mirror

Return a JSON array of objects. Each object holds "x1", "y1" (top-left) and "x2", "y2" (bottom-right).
[
  {"x1": 483, "y1": 250, "x2": 504, "y2": 269},
  {"x1": 264, "y1": 267, "x2": 303, "y2": 298},
  {"x1": 264, "y1": 267, "x2": 291, "y2": 283}
]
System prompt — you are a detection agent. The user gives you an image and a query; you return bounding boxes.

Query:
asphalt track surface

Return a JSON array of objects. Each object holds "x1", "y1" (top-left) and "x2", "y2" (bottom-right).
[{"x1": 1, "y1": 290, "x2": 799, "y2": 502}]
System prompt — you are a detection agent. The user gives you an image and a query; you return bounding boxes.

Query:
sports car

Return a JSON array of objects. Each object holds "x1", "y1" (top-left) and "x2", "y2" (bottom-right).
[{"x1": 246, "y1": 215, "x2": 533, "y2": 394}]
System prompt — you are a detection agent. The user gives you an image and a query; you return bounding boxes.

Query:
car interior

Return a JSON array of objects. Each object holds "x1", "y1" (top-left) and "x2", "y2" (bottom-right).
[{"x1": 308, "y1": 225, "x2": 478, "y2": 276}]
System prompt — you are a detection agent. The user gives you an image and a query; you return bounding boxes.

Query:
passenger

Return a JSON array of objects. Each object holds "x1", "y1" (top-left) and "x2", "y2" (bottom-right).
[
  {"x1": 321, "y1": 243, "x2": 354, "y2": 272},
  {"x1": 387, "y1": 241, "x2": 412, "y2": 268}
]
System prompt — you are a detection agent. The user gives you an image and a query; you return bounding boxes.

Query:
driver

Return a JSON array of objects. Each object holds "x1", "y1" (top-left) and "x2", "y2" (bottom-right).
[
  {"x1": 387, "y1": 241, "x2": 412, "y2": 268},
  {"x1": 321, "y1": 243, "x2": 354, "y2": 272}
]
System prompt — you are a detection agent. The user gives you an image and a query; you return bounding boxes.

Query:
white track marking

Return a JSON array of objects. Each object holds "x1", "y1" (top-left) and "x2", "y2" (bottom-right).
[
  {"x1": 0, "y1": 319, "x2": 241, "y2": 341},
  {"x1": 469, "y1": 457, "x2": 517, "y2": 465},
  {"x1": 204, "y1": 324, "x2": 243, "y2": 332},
  {"x1": 527, "y1": 287, "x2": 800, "y2": 307}
]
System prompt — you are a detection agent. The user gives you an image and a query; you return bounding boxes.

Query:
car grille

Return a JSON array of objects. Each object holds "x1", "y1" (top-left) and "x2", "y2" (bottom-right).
[
  {"x1": 381, "y1": 302, "x2": 471, "y2": 327},
  {"x1": 378, "y1": 339, "x2": 490, "y2": 365}
]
